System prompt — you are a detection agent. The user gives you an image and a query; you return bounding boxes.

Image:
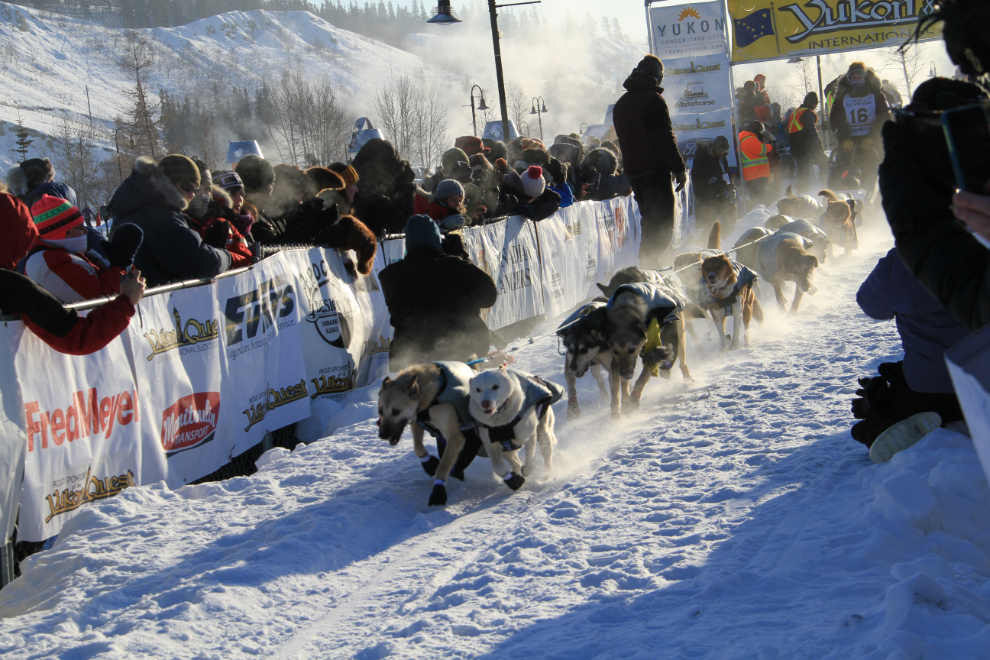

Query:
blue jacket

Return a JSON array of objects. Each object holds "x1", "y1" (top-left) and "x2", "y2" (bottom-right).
[
  {"x1": 857, "y1": 248, "x2": 970, "y2": 394},
  {"x1": 550, "y1": 182, "x2": 575, "y2": 209}
]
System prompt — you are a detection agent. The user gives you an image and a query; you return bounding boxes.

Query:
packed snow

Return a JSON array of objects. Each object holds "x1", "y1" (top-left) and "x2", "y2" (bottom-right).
[{"x1": 1, "y1": 211, "x2": 989, "y2": 658}]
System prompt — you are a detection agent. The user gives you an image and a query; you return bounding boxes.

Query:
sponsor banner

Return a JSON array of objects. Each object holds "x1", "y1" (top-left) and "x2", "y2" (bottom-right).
[
  {"x1": 127, "y1": 282, "x2": 224, "y2": 489},
  {"x1": 282, "y1": 248, "x2": 389, "y2": 403},
  {"x1": 12, "y1": 322, "x2": 143, "y2": 542},
  {"x1": 649, "y1": 1, "x2": 728, "y2": 59},
  {"x1": 665, "y1": 53, "x2": 733, "y2": 116},
  {"x1": 673, "y1": 108, "x2": 737, "y2": 170},
  {"x1": 946, "y1": 326, "x2": 990, "y2": 488},
  {"x1": 728, "y1": 0, "x2": 941, "y2": 64},
  {"x1": 460, "y1": 216, "x2": 545, "y2": 330},
  {"x1": 595, "y1": 197, "x2": 642, "y2": 290},
  {"x1": 534, "y1": 202, "x2": 603, "y2": 319},
  {"x1": 0, "y1": 325, "x2": 26, "y2": 543},
  {"x1": 217, "y1": 253, "x2": 310, "y2": 452}
]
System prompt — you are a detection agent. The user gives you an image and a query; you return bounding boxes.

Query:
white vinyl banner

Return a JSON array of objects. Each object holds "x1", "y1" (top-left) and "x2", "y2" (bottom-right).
[
  {"x1": 664, "y1": 53, "x2": 733, "y2": 116},
  {"x1": 535, "y1": 202, "x2": 604, "y2": 319},
  {"x1": 460, "y1": 216, "x2": 545, "y2": 330},
  {"x1": 127, "y1": 282, "x2": 224, "y2": 489},
  {"x1": 0, "y1": 325, "x2": 26, "y2": 544},
  {"x1": 13, "y1": 322, "x2": 145, "y2": 542},
  {"x1": 946, "y1": 326, "x2": 990, "y2": 487},
  {"x1": 217, "y1": 253, "x2": 310, "y2": 453},
  {"x1": 595, "y1": 196, "x2": 642, "y2": 288},
  {"x1": 672, "y1": 108, "x2": 737, "y2": 170},
  {"x1": 649, "y1": 0, "x2": 727, "y2": 59},
  {"x1": 281, "y1": 248, "x2": 390, "y2": 402}
]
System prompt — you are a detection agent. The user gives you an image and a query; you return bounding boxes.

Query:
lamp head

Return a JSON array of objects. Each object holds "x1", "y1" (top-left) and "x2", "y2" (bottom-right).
[
  {"x1": 427, "y1": 0, "x2": 462, "y2": 25},
  {"x1": 478, "y1": 96, "x2": 489, "y2": 111}
]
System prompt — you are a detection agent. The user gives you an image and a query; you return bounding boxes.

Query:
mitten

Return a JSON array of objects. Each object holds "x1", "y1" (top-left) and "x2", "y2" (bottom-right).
[
  {"x1": 101, "y1": 224, "x2": 144, "y2": 269},
  {"x1": 203, "y1": 220, "x2": 231, "y2": 249}
]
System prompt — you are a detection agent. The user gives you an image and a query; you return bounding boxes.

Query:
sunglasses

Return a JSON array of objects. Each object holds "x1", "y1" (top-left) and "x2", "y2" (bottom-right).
[{"x1": 179, "y1": 182, "x2": 199, "y2": 194}]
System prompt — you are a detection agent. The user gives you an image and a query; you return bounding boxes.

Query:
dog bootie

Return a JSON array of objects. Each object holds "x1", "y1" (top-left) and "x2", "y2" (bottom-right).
[
  {"x1": 420, "y1": 454, "x2": 441, "y2": 477},
  {"x1": 503, "y1": 472, "x2": 525, "y2": 491},
  {"x1": 869, "y1": 412, "x2": 941, "y2": 464},
  {"x1": 566, "y1": 400, "x2": 581, "y2": 421}
]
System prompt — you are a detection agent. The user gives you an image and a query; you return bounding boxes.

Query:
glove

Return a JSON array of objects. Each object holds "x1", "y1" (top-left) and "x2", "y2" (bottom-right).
[
  {"x1": 842, "y1": 140, "x2": 854, "y2": 152},
  {"x1": 101, "y1": 224, "x2": 143, "y2": 269},
  {"x1": 861, "y1": 137, "x2": 874, "y2": 150},
  {"x1": 203, "y1": 220, "x2": 231, "y2": 249},
  {"x1": 878, "y1": 121, "x2": 953, "y2": 242},
  {"x1": 441, "y1": 233, "x2": 469, "y2": 259}
]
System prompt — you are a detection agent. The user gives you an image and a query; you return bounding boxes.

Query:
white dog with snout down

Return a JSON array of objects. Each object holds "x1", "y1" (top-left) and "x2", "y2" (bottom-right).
[{"x1": 468, "y1": 368, "x2": 562, "y2": 492}]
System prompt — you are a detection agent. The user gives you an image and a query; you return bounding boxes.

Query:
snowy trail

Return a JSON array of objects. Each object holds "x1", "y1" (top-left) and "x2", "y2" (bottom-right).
[{"x1": 2, "y1": 221, "x2": 990, "y2": 659}]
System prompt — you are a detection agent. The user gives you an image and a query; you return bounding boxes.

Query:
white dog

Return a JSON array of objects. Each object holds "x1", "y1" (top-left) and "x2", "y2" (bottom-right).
[{"x1": 468, "y1": 368, "x2": 562, "y2": 490}]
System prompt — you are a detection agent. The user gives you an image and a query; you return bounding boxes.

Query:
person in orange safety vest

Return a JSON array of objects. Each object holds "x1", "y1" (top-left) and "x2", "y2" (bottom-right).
[{"x1": 739, "y1": 120, "x2": 774, "y2": 207}]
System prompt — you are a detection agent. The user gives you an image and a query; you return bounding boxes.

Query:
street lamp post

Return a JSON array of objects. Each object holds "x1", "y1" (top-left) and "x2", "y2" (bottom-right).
[
  {"x1": 530, "y1": 96, "x2": 549, "y2": 142},
  {"x1": 428, "y1": 0, "x2": 541, "y2": 143},
  {"x1": 466, "y1": 84, "x2": 489, "y2": 137}
]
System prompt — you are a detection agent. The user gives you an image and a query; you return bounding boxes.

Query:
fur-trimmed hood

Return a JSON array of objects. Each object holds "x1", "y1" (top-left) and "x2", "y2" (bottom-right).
[
  {"x1": 108, "y1": 156, "x2": 189, "y2": 218},
  {"x1": 837, "y1": 67, "x2": 883, "y2": 97},
  {"x1": 4, "y1": 167, "x2": 29, "y2": 196},
  {"x1": 211, "y1": 185, "x2": 233, "y2": 210}
]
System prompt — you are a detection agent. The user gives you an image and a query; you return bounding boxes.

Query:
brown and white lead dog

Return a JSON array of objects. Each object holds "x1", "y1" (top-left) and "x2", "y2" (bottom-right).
[{"x1": 700, "y1": 254, "x2": 763, "y2": 350}]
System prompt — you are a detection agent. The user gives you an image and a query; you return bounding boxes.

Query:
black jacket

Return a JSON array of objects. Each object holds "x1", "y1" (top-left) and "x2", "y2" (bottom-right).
[
  {"x1": 612, "y1": 71, "x2": 685, "y2": 179},
  {"x1": 691, "y1": 141, "x2": 729, "y2": 198},
  {"x1": 379, "y1": 245, "x2": 498, "y2": 371},
  {"x1": 880, "y1": 121, "x2": 990, "y2": 332},
  {"x1": 108, "y1": 157, "x2": 231, "y2": 288}
]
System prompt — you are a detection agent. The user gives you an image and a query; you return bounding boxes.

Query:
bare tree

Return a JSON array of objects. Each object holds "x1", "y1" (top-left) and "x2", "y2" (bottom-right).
[
  {"x1": 259, "y1": 71, "x2": 352, "y2": 166},
  {"x1": 119, "y1": 31, "x2": 161, "y2": 159},
  {"x1": 507, "y1": 82, "x2": 528, "y2": 139},
  {"x1": 412, "y1": 86, "x2": 450, "y2": 170},
  {"x1": 884, "y1": 43, "x2": 924, "y2": 100},
  {"x1": 798, "y1": 59, "x2": 815, "y2": 96},
  {"x1": 53, "y1": 113, "x2": 102, "y2": 209},
  {"x1": 374, "y1": 76, "x2": 417, "y2": 160}
]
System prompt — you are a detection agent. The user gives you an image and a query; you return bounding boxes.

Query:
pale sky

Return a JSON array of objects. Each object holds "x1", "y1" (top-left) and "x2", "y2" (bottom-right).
[{"x1": 397, "y1": 0, "x2": 652, "y2": 43}]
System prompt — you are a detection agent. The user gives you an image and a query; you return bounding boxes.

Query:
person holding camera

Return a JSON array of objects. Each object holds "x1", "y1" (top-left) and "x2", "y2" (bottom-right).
[{"x1": 691, "y1": 136, "x2": 736, "y2": 236}]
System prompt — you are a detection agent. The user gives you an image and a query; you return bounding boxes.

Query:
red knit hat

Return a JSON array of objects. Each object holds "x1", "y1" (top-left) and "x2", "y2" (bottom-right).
[{"x1": 30, "y1": 195, "x2": 84, "y2": 240}]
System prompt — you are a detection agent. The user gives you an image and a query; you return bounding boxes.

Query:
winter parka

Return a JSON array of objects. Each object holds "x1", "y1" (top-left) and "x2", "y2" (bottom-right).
[
  {"x1": 24, "y1": 243, "x2": 124, "y2": 304},
  {"x1": 379, "y1": 244, "x2": 498, "y2": 372},
  {"x1": 107, "y1": 157, "x2": 231, "y2": 288},
  {"x1": 612, "y1": 70, "x2": 686, "y2": 179},
  {"x1": 829, "y1": 67, "x2": 891, "y2": 144},
  {"x1": 857, "y1": 248, "x2": 971, "y2": 394}
]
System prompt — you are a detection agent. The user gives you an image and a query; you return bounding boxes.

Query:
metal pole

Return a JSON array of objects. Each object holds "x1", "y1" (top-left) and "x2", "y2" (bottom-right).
[
  {"x1": 471, "y1": 89, "x2": 478, "y2": 137},
  {"x1": 85, "y1": 84, "x2": 93, "y2": 125},
  {"x1": 488, "y1": 0, "x2": 511, "y2": 143},
  {"x1": 538, "y1": 110, "x2": 543, "y2": 142},
  {"x1": 113, "y1": 129, "x2": 123, "y2": 179},
  {"x1": 817, "y1": 55, "x2": 829, "y2": 151}
]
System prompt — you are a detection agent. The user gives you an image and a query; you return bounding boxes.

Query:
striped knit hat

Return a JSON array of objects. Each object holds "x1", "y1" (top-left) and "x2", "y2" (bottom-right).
[
  {"x1": 30, "y1": 195, "x2": 83, "y2": 239},
  {"x1": 329, "y1": 163, "x2": 359, "y2": 189}
]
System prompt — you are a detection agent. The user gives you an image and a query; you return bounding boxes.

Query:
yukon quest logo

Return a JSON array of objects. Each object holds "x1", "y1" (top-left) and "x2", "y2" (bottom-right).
[{"x1": 161, "y1": 393, "x2": 220, "y2": 456}]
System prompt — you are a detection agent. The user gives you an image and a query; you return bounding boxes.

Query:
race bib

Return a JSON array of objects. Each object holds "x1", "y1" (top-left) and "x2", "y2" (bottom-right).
[{"x1": 843, "y1": 95, "x2": 877, "y2": 137}]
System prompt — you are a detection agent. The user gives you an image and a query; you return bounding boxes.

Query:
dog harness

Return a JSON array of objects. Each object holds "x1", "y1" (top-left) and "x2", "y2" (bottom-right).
[
  {"x1": 556, "y1": 301, "x2": 607, "y2": 336},
  {"x1": 756, "y1": 232, "x2": 813, "y2": 282},
  {"x1": 609, "y1": 282, "x2": 684, "y2": 324},
  {"x1": 476, "y1": 371, "x2": 565, "y2": 452},
  {"x1": 778, "y1": 219, "x2": 830, "y2": 250},
  {"x1": 705, "y1": 260, "x2": 759, "y2": 315},
  {"x1": 416, "y1": 361, "x2": 476, "y2": 440}
]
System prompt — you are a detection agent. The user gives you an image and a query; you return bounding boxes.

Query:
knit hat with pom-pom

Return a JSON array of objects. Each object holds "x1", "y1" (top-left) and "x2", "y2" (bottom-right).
[{"x1": 521, "y1": 166, "x2": 546, "y2": 198}]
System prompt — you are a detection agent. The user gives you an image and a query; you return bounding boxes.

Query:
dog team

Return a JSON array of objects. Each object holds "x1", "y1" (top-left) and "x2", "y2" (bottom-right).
[{"x1": 377, "y1": 189, "x2": 861, "y2": 507}]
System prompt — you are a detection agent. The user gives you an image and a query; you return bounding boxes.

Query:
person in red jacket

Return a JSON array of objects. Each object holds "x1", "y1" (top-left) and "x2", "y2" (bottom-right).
[
  {"x1": 739, "y1": 120, "x2": 774, "y2": 207},
  {"x1": 25, "y1": 195, "x2": 144, "y2": 303},
  {"x1": 0, "y1": 190, "x2": 146, "y2": 354}
]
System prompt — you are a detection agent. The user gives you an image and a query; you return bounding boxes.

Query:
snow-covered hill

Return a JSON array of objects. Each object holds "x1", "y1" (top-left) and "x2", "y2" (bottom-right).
[
  {"x1": 0, "y1": 4, "x2": 459, "y2": 172},
  {"x1": 2, "y1": 216, "x2": 989, "y2": 658}
]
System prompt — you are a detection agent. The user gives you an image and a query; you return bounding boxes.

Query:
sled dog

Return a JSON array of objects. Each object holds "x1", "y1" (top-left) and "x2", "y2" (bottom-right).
[
  {"x1": 755, "y1": 232, "x2": 820, "y2": 313},
  {"x1": 556, "y1": 302, "x2": 612, "y2": 420},
  {"x1": 700, "y1": 254, "x2": 764, "y2": 350},
  {"x1": 819, "y1": 189, "x2": 859, "y2": 257},
  {"x1": 378, "y1": 361, "x2": 483, "y2": 507},
  {"x1": 468, "y1": 369, "x2": 562, "y2": 489}
]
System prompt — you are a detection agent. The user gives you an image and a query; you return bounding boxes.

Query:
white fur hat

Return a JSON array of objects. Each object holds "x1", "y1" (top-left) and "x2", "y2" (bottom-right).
[{"x1": 521, "y1": 166, "x2": 546, "y2": 198}]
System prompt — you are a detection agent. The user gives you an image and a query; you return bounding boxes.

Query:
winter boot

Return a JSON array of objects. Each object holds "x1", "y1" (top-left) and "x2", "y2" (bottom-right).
[{"x1": 869, "y1": 412, "x2": 942, "y2": 464}]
